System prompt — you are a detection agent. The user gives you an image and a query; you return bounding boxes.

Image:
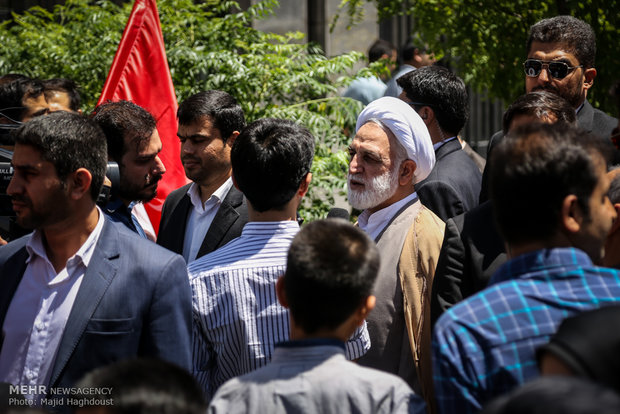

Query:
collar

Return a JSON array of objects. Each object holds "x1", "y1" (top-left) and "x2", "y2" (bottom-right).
[
  {"x1": 104, "y1": 197, "x2": 126, "y2": 214},
  {"x1": 489, "y1": 247, "x2": 593, "y2": 286},
  {"x1": 26, "y1": 206, "x2": 106, "y2": 284},
  {"x1": 241, "y1": 220, "x2": 300, "y2": 236},
  {"x1": 433, "y1": 136, "x2": 458, "y2": 151},
  {"x1": 186, "y1": 177, "x2": 233, "y2": 212},
  {"x1": 358, "y1": 192, "x2": 418, "y2": 239},
  {"x1": 276, "y1": 338, "x2": 345, "y2": 350},
  {"x1": 575, "y1": 102, "x2": 584, "y2": 114}
]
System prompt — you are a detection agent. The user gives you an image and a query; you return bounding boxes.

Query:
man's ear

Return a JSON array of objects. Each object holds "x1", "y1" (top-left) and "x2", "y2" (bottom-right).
[
  {"x1": 398, "y1": 160, "x2": 416, "y2": 186},
  {"x1": 419, "y1": 106, "x2": 434, "y2": 125},
  {"x1": 610, "y1": 204, "x2": 620, "y2": 234},
  {"x1": 298, "y1": 172, "x2": 312, "y2": 197},
  {"x1": 68, "y1": 168, "x2": 93, "y2": 200},
  {"x1": 226, "y1": 131, "x2": 240, "y2": 148},
  {"x1": 583, "y1": 67, "x2": 596, "y2": 92},
  {"x1": 275, "y1": 276, "x2": 289, "y2": 309},
  {"x1": 353, "y1": 295, "x2": 376, "y2": 327},
  {"x1": 561, "y1": 194, "x2": 583, "y2": 234}
]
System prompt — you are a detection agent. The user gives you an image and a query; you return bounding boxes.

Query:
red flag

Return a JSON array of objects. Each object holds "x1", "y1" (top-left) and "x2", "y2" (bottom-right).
[{"x1": 98, "y1": 0, "x2": 187, "y2": 234}]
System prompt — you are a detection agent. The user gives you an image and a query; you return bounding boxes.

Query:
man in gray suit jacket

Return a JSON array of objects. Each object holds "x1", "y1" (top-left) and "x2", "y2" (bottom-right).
[
  {"x1": 397, "y1": 66, "x2": 482, "y2": 221},
  {"x1": 0, "y1": 112, "x2": 191, "y2": 407},
  {"x1": 157, "y1": 91, "x2": 248, "y2": 263}
]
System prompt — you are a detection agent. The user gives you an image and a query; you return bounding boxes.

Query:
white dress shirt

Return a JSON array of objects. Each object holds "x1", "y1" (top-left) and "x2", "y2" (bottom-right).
[
  {"x1": 358, "y1": 192, "x2": 419, "y2": 240},
  {"x1": 0, "y1": 208, "x2": 105, "y2": 399},
  {"x1": 183, "y1": 178, "x2": 233, "y2": 263}
]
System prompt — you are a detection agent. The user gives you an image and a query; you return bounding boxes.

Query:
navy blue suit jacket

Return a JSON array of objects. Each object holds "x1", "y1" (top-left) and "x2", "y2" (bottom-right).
[{"x1": 0, "y1": 218, "x2": 192, "y2": 391}]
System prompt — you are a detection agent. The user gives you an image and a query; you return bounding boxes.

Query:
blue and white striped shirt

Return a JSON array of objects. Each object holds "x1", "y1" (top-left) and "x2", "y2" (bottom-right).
[
  {"x1": 188, "y1": 221, "x2": 370, "y2": 400},
  {"x1": 433, "y1": 247, "x2": 620, "y2": 414}
]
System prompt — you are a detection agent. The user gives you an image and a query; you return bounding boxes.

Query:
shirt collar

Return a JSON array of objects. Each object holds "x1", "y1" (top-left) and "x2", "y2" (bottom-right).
[
  {"x1": 489, "y1": 247, "x2": 593, "y2": 286},
  {"x1": 433, "y1": 135, "x2": 458, "y2": 151},
  {"x1": 187, "y1": 177, "x2": 233, "y2": 212},
  {"x1": 26, "y1": 206, "x2": 106, "y2": 283},
  {"x1": 358, "y1": 192, "x2": 418, "y2": 240}
]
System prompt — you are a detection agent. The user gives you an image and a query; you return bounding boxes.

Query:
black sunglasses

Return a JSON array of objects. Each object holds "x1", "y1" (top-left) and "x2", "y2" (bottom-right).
[{"x1": 523, "y1": 59, "x2": 583, "y2": 80}]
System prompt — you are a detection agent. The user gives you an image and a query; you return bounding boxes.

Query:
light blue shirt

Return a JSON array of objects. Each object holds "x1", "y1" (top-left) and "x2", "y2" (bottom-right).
[
  {"x1": 189, "y1": 221, "x2": 370, "y2": 400},
  {"x1": 343, "y1": 76, "x2": 387, "y2": 105},
  {"x1": 384, "y1": 64, "x2": 415, "y2": 97},
  {"x1": 209, "y1": 340, "x2": 426, "y2": 414}
]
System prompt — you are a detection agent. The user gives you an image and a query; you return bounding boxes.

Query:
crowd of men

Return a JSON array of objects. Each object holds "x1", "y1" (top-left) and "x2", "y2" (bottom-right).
[{"x1": 1, "y1": 14, "x2": 620, "y2": 414}]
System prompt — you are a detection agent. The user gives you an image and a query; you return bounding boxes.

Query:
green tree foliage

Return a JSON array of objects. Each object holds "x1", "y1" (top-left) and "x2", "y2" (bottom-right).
[
  {"x1": 0, "y1": 0, "x2": 369, "y2": 221},
  {"x1": 334, "y1": 0, "x2": 620, "y2": 114}
]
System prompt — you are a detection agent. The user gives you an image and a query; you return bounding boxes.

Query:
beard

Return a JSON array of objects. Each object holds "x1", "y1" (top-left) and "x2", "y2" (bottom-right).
[
  {"x1": 118, "y1": 171, "x2": 162, "y2": 203},
  {"x1": 531, "y1": 82, "x2": 582, "y2": 108},
  {"x1": 347, "y1": 167, "x2": 399, "y2": 211}
]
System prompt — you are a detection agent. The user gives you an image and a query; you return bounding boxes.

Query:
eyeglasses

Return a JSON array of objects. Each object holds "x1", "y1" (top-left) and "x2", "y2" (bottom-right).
[{"x1": 523, "y1": 59, "x2": 583, "y2": 80}]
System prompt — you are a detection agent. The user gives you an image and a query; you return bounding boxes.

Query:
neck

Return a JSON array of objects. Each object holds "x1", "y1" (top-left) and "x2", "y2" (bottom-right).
[
  {"x1": 247, "y1": 197, "x2": 299, "y2": 222},
  {"x1": 41, "y1": 204, "x2": 99, "y2": 273},
  {"x1": 289, "y1": 319, "x2": 355, "y2": 343},
  {"x1": 198, "y1": 169, "x2": 231, "y2": 204}
]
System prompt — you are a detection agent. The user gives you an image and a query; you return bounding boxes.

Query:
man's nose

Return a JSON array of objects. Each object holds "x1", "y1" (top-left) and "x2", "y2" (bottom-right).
[{"x1": 154, "y1": 155, "x2": 166, "y2": 175}]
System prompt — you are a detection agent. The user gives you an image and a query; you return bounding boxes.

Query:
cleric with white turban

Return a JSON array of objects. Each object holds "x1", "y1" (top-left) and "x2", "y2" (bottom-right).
[
  {"x1": 355, "y1": 96, "x2": 435, "y2": 184},
  {"x1": 347, "y1": 96, "x2": 445, "y2": 399}
]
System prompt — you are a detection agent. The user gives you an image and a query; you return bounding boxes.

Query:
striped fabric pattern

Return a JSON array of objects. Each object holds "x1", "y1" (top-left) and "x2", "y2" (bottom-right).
[
  {"x1": 432, "y1": 247, "x2": 620, "y2": 414},
  {"x1": 188, "y1": 221, "x2": 370, "y2": 400}
]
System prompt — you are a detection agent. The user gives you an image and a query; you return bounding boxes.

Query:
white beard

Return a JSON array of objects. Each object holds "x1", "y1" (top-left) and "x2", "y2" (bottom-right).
[{"x1": 347, "y1": 167, "x2": 399, "y2": 211}]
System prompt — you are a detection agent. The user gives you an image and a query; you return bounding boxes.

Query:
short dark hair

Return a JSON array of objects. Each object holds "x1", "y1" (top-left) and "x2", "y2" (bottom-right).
[
  {"x1": 12, "y1": 111, "x2": 107, "y2": 202},
  {"x1": 527, "y1": 16, "x2": 596, "y2": 68},
  {"x1": 91, "y1": 100, "x2": 156, "y2": 162},
  {"x1": 397, "y1": 65, "x2": 468, "y2": 135},
  {"x1": 43, "y1": 78, "x2": 81, "y2": 111},
  {"x1": 481, "y1": 376, "x2": 620, "y2": 414},
  {"x1": 490, "y1": 122, "x2": 609, "y2": 245},
  {"x1": 231, "y1": 118, "x2": 314, "y2": 212},
  {"x1": 368, "y1": 39, "x2": 396, "y2": 63},
  {"x1": 502, "y1": 90, "x2": 576, "y2": 134},
  {"x1": 77, "y1": 358, "x2": 206, "y2": 414},
  {"x1": 177, "y1": 90, "x2": 245, "y2": 140},
  {"x1": 284, "y1": 219, "x2": 380, "y2": 334},
  {"x1": 0, "y1": 77, "x2": 44, "y2": 122}
]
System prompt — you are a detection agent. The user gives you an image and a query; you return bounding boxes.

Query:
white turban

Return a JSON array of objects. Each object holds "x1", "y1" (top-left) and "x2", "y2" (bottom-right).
[{"x1": 355, "y1": 96, "x2": 435, "y2": 184}]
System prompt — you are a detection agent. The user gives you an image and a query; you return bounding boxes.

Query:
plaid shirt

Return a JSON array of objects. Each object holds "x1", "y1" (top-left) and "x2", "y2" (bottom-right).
[{"x1": 432, "y1": 247, "x2": 620, "y2": 414}]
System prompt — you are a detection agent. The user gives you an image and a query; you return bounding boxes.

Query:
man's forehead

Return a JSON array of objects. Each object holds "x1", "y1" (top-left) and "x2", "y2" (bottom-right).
[
  {"x1": 127, "y1": 129, "x2": 161, "y2": 153},
  {"x1": 528, "y1": 41, "x2": 578, "y2": 60},
  {"x1": 12, "y1": 143, "x2": 47, "y2": 166}
]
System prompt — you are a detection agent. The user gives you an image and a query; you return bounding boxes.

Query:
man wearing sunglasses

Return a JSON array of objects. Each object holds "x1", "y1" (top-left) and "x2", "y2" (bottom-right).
[{"x1": 481, "y1": 15, "x2": 618, "y2": 202}]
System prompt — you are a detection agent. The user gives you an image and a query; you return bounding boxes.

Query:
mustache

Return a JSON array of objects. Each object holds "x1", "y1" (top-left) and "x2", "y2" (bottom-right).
[
  {"x1": 145, "y1": 173, "x2": 163, "y2": 186},
  {"x1": 532, "y1": 85, "x2": 560, "y2": 95},
  {"x1": 181, "y1": 156, "x2": 200, "y2": 163},
  {"x1": 11, "y1": 195, "x2": 30, "y2": 203}
]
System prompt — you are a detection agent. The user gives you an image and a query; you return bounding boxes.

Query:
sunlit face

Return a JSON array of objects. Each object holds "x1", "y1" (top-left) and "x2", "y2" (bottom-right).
[
  {"x1": 178, "y1": 116, "x2": 232, "y2": 189},
  {"x1": 347, "y1": 122, "x2": 401, "y2": 213},
  {"x1": 575, "y1": 157, "x2": 617, "y2": 264},
  {"x1": 7, "y1": 144, "x2": 71, "y2": 229},
  {"x1": 118, "y1": 129, "x2": 166, "y2": 203},
  {"x1": 21, "y1": 94, "x2": 49, "y2": 122},
  {"x1": 46, "y1": 90, "x2": 75, "y2": 113},
  {"x1": 525, "y1": 41, "x2": 587, "y2": 108}
]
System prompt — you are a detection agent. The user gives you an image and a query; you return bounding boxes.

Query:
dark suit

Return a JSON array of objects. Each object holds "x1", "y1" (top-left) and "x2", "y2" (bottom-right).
[
  {"x1": 0, "y1": 219, "x2": 192, "y2": 395},
  {"x1": 480, "y1": 100, "x2": 619, "y2": 203},
  {"x1": 416, "y1": 139, "x2": 482, "y2": 221},
  {"x1": 430, "y1": 201, "x2": 507, "y2": 326},
  {"x1": 157, "y1": 183, "x2": 248, "y2": 260}
]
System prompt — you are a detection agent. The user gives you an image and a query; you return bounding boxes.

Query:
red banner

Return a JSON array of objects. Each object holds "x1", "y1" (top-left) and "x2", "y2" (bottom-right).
[{"x1": 98, "y1": 0, "x2": 187, "y2": 234}]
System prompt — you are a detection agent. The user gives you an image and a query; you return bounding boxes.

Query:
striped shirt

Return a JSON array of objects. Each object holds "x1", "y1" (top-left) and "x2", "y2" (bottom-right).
[
  {"x1": 188, "y1": 221, "x2": 370, "y2": 400},
  {"x1": 433, "y1": 247, "x2": 620, "y2": 414}
]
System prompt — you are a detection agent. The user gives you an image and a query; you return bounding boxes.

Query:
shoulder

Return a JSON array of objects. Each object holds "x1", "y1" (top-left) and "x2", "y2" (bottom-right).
[
  {"x1": 163, "y1": 183, "x2": 192, "y2": 206},
  {"x1": 101, "y1": 220, "x2": 186, "y2": 269}
]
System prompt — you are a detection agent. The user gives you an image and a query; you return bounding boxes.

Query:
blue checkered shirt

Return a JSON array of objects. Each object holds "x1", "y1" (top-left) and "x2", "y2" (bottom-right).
[{"x1": 432, "y1": 247, "x2": 620, "y2": 414}]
